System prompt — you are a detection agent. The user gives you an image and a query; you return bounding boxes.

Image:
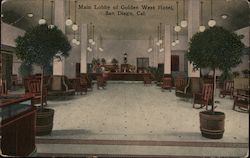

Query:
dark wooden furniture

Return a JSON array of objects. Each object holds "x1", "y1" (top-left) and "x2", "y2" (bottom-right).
[
  {"x1": 161, "y1": 77, "x2": 172, "y2": 91},
  {"x1": 175, "y1": 78, "x2": 192, "y2": 98},
  {"x1": 175, "y1": 77, "x2": 185, "y2": 90},
  {"x1": 219, "y1": 80, "x2": 234, "y2": 98},
  {"x1": 0, "y1": 80, "x2": 7, "y2": 95},
  {"x1": 193, "y1": 83, "x2": 213, "y2": 110},
  {"x1": 143, "y1": 74, "x2": 152, "y2": 85},
  {"x1": 69, "y1": 78, "x2": 87, "y2": 95},
  {"x1": 80, "y1": 74, "x2": 93, "y2": 90},
  {"x1": 91, "y1": 72, "x2": 151, "y2": 81},
  {"x1": 233, "y1": 89, "x2": 249, "y2": 112},
  {"x1": 0, "y1": 94, "x2": 36, "y2": 156},
  {"x1": 27, "y1": 79, "x2": 47, "y2": 105}
]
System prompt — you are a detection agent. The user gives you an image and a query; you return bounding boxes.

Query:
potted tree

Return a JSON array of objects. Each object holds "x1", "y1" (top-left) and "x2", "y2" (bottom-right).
[
  {"x1": 15, "y1": 24, "x2": 71, "y2": 135},
  {"x1": 186, "y1": 26, "x2": 244, "y2": 139}
]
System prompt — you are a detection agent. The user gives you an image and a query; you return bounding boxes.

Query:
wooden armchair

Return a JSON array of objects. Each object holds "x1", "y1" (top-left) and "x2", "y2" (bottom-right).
[
  {"x1": 193, "y1": 83, "x2": 213, "y2": 110},
  {"x1": 143, "y1": 74, "x2": 152, "y2": 85},
  {"x1": 0, "y1": 80, "x2": 7, "y2": 95},
  {"x1": 175, "y1": 77, "x2": 185, "y2": 90},
  {"x1": 175, "y1": 78, "x2": 191, "y2": 98},
  {"x1": 219, "y1": 80, "x2": 234, "y2": 98},
  {"x1": 96, "y1": 75, "x2": 107, "y2": 89},
  {"x1": 161, "y1": 77, "x2": 172, "y2": 92},
  {"x1": 27, "y1": 79, "x2": 47, "y2": 105},
  {"x1": 69, "y1": 78, "x2": 87, "y2": 95},
  {"x1": 233, "y1": 89, "x2": 249, "y2": 112},
  {"x1": 80, "y1": 74, "x2": 93, "y2": 90}
]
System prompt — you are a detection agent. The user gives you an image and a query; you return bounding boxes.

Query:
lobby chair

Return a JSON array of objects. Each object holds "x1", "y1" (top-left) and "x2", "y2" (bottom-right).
[
  {"x1": 69, "y1": 78, "x2": 87, "y2": 95},
  {"x1": 175, "y1": 78, "x2": 192, "y2": 98},
  {"x1": 193, "y1": 83, "x2": 213, "y2": 110},
  {"x1": 175, "y1": 77, "x2": 185, "y2": 90},
  {"x1": 219, "y1": 80, "x2": 234, "y2": 98},
  {"x1": 161, "y1": 77, "x2": 172, "y2": 92},
  {"x1": 233, "y1": 89, "x2": 249, "y2": 113},
  {"x1": 28, "y1": 79, "x2": 47, "y2": 106}
]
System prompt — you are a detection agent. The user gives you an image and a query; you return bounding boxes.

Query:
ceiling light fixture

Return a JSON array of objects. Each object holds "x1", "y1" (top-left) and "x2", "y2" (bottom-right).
[
  {"x1": 174, "y1": 1, "x2": 181, "y2": 32},
  {"x1": 147, "y1": 36, "x2": 153, "y2": 53},
  {"x1": 99, "y1": 35, "x2": 103, "y2": 52},
  {"x1": 91, "y1": 24, "x2": 95, "y2": 45},
  {"x1": 48, "y1": 1, "x2": 55, "y2": 29},
  {"x1": 175, "y1": 32, "x2": 180, "y2": 44},
  {"x1": 171, "y1": 26, "x2": 176, "y2": 47},
  {"x1": 38, "y1": 0, "x2": 46, "y2": 25},
  {"x1": 65, "y1": 0, "x2": 73, "y2": 26},
  {"x1": 199, "y1": 1, "x2": 205, "y2": 32},
  {"x1": 221, "y1": 14, "x2": 228, "y2": 19},
  {"x1": 208, "y1": 0, "x2": 216, "y2": 27},
  {"x1": 156, "y1": 25, "x2": 160, "y2": 46},
  {"x1": 72, "y1": 0, "x2": 78, "y2": 31},
  {"x1": 180, "y1": 0, "x2": 187, "y2": 28},
  {"x1": 27, "y1": 13, "x2": 33, "y2": 18}
]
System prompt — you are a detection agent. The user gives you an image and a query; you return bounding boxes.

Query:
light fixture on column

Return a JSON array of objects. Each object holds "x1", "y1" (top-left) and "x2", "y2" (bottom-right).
[
  {"x1": 208, "y1": 0, "x2": 216, "y2": 27},
  {"x1": 174, "y1": 1, "x2": 181, "y2": 32},
  {"x1": 159, "y1": 23, "x2": 164, "y2": 52},
  {"x1": 199, "y1": 1, "x2": 205, "y2": 32},
  {"x1": 65, "y1": 0, "x2": 73, "y2": 26},
  {"x1": 147, "y1": 36, "x2": 153, "y2": 53},
  {"x1": 99, "y1": 35, "x2": 104, "y2": 52},
  {"x1": 175, "y1": 32, "x2": 180, "y2": 44},
  {"x1": 38, "y1": 0, "x2": 46, "y2": 25},
  {"x1": 48, "y1": 1, "x2": 55, "y2": 29},
  {"x1": 180, "y1": 0, "x2": 187, "y2": 28},
  {"x1": 91, "y1": 25, "x2": 96, "y2": 45},
  {"x1": 171, "y1": 26, "x2": 176, "y2": 47},
  {"x1": 72, "y1": 31, "x2": 77, "y2": 44},
  {"x1": 72, "y1": 0, "x2": 78, "y2": 31},
  {"x1": 156, "y1": 25, "x2": 160, "y2": 46}
]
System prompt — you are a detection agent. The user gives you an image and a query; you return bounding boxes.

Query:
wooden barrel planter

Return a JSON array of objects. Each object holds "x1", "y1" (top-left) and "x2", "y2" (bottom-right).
[
  {"x1": 36, "y1": 108, "x2": 54, "y2": 136},
  {"x1": 199, "y1": 111, "x2": 225, "y2": 139}
]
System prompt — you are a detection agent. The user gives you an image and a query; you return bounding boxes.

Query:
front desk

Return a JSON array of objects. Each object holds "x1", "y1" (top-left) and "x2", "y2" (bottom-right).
[
  {"x1": 91, "y1": 72, "x2": 151, "y2": 81},
  {"x1": 0, "y1": 94, "x2": 36, "y2": 156}
]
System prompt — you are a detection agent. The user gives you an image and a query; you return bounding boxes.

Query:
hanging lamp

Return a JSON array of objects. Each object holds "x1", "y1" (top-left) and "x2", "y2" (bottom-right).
[
  {"x1": 208, "y1": 0, "x2": 216, "y2": 27},
  {"x1": 147, "y1": 36, "x2": 153, "y2": 53},
  {"x1": 199, "y1": 1, "x2": 205, "y2": 32},
  {"x1": 91, "y1": 25, "x2": 95, "y2": 45},
  {"x1": 180, "y1": 0, "x2": 187, "y2": 28},
  {"x1": 65, "y1": 0, "x2": 73, "y2": 26},
  {"x1": 72, "y1": 0, "x2": 78, "y2": 31},
  {"x1": 38, "y1": 0, "x2": 46, "y2": 25},
  {"x1": 171, "y1": 26, "x2": 176, "y2": 46},
  {"x1": 175, "y1": 32, "x2": 180, "y2": 44},
  {"x1": 48, "y1": 1, "x2": 55, "y2": 29},
  {"x1": 174, "y1": 1, "x2": 181, "y2": 32}
]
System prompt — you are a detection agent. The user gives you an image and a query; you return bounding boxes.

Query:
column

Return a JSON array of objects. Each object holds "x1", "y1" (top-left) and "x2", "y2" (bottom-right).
[
  {"x1": 80, "y1": 24, "x2": 88, "y2": 74},
  {"x1": 187, "y1": 0, "x2": 200, "y2": 77},
  {"x1": 164, "y1": 25, "x2": 171, "y2": 75},
  {"x1": 53, "y1": 0, "x2": 65, "y2": 76}
]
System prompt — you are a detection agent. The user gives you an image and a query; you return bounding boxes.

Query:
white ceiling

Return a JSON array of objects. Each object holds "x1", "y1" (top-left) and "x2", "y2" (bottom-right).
[{"x1": 1, "y1": 0, "x2": 249, "y2": 40}]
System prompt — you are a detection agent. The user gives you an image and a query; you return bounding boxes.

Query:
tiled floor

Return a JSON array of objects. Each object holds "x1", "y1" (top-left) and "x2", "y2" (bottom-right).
[{"x1": 9, "y1": 83, "x2": 250, "y2": 156}]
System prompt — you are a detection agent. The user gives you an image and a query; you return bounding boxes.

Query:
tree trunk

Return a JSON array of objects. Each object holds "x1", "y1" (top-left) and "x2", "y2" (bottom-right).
[{"x1": 212, "y1": 68, "x2": 216, "y2": 112}]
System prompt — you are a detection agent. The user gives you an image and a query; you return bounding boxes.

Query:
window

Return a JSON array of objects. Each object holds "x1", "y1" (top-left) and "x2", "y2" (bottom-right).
[{"x1": 137, "y1": 58, "x2": 149, "y2": 73}]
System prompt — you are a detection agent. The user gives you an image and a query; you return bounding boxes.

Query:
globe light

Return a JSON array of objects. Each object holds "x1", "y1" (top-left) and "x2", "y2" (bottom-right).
[
  {"x1": 174, "y1": 25, "x2": 181, "y2": 32},
  {"x1": 99, "y1": 47, "x2": 104, "y2": 51},
  {"x1": 158, "y1": 40, "x2": 163, "y2": 44},
  {"x1": 72, "y1": 24, "x2": 78, "y2": 31},
  {"x1": 91, "y1": 41, "x2": 95, "y2": 45},
  {"x1": 72, "y1": 38, "x2": 77, "y2": 44},
  {"x1": 48, "y1": 24, "x2": 55, "y2": 29},
  {"x1": 208, "y1": 19, "x2": 216, "y2": 27},
  {"x1": 171, "y1": 41, "x2": 176, "y2": 46},
  {"x1": 38, "y1": 18, "x2": 46, "y2": 25},
  {"x1": 159, "y1": 48, "x2": 164, "y2": 52},
  {"x1": 147, "y1": 48, "x2": 153, "y2": 53},
  {"x1": 175, "y1": 39, "x2": 180, "y2": 44},
  {"x1": 87, "y1": 47, "x2": 92, "y2": 52},
  {"x1": 65, "y1": 18, "x2": 73, "y2": 26},
  {"x1": 180, "y1": 20, "x2": 188, "y2": 28},
  {"x1": 199, "y1": 25, "x2": 206, "y2": 32},
  {"x1": 156, "y1": 41, "x2": 160, "y2": 46},
  {"x1": 75, "y1": 40, "x2": 80, "y2": 45},
  {"x1": 89, "y1": 39, "x2": 93, "y2": 43}
]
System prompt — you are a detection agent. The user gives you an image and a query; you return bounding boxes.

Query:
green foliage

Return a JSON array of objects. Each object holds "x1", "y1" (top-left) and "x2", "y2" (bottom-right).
[
  {"x1": 148, "y1": 66, "x2": 164, "y2": 82},
  {"x1": 15, "y1": 24, "x2": 71, "y2": 68},
  {"x1": 232, "y1": 71, "x2": 240, "y2": 78},
  {"x1": 219, "y1": 69, "x2": 233, "y2": 83},
  {"x1": 186, "y1": 26, "x2": 244, "y2": 71},
  {"x1": 18, "y1": 62, "x2": 33, "y2": 78},
  {"x1": 242, "y1": 69, "x2": 249, "y2": 74},
  {"x1": 111, "y1": 58, "x2": 118, "y2": 65},
  {"x1": 101, "y1": 58, "x2": 106, "y2": 65}
]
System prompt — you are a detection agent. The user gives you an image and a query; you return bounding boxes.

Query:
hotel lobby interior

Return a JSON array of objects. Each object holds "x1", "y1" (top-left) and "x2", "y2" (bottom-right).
[{"x1": 0, "y1": 0, "x2": 249, "y2": 157}]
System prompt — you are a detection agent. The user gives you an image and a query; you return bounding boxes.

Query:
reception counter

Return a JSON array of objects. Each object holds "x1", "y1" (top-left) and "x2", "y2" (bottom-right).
[
  {"x1": 0, "y1": 94, "x2": 36, "y2": 156},
  {"x1": 91, "y1": 72, "x2": 151, "y2": 81}
]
